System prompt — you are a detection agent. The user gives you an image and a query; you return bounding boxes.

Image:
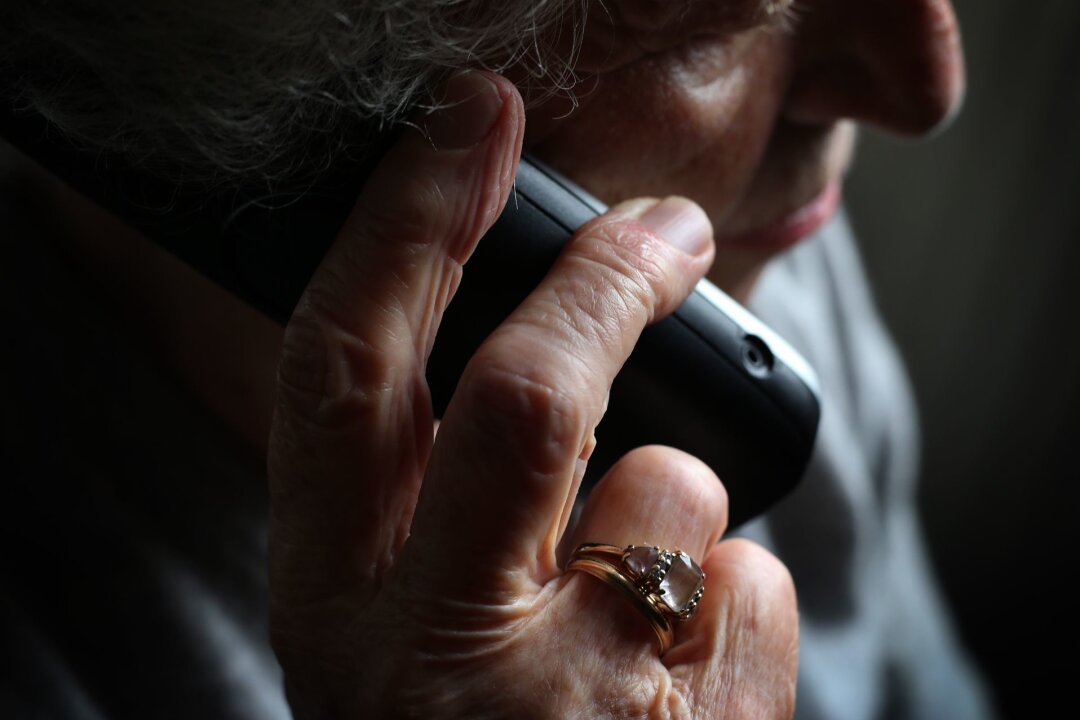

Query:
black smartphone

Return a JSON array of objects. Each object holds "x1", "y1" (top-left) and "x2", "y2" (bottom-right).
[{"x1": 1, "y1": 107, "x2": 820, "y2": 527}]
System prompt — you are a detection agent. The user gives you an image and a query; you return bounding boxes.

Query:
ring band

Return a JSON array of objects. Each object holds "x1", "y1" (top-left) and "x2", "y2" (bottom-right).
[{"x1": 566, "y1": 543, "x2": 705, "y2": 655}]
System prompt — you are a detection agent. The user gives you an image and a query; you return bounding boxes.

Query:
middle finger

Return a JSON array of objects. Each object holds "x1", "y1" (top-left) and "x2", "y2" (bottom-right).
[{"x1": 403, "y1": 196, "x2": 714, "y2": 595}]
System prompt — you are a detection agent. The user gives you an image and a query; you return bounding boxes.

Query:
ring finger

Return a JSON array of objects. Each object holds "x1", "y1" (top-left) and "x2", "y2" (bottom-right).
[{"x1": 559, "y1": 445, "x2": 729, "y2": 656}]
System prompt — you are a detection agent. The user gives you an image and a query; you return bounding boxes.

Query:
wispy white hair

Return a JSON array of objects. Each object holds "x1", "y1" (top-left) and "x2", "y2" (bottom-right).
[{"x1": 0, "y1": 0, "x2": 584, "y2": 187}]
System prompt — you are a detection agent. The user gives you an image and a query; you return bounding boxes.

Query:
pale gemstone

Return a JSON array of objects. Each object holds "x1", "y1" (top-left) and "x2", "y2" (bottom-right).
[
  {"x1": 658, "y1": 553, "x2": 703, "y2": 613},
  {"x1": 625, "y1": 546, "x2": 659, "y2": 579}
]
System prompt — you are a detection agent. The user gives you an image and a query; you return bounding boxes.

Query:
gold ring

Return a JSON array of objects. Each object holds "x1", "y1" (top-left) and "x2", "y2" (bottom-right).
[{"x1": 565, "y1": 543, "x2": 705, "y2": 655}]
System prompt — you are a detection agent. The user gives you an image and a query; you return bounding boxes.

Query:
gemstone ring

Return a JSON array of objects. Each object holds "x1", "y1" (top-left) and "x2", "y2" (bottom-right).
[{"x1": 565, "y1": 543, "x2": 706, "y2": 655}]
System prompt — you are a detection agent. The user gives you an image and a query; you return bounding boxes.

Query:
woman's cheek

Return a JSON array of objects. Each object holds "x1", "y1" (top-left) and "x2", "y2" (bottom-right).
[{"x1": 528, "y1": 31, "x2": 792, "y2": 223}]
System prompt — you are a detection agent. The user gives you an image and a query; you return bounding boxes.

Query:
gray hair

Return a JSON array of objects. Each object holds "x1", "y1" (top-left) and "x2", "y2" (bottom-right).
[{"x1": 0, "y1": 0, "x2": 584, "y2": 188}]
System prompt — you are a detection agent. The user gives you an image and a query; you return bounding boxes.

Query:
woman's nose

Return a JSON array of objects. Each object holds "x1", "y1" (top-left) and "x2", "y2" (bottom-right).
[{"x1": 784, "y1": 0, "x2": 966, "y2": 136}]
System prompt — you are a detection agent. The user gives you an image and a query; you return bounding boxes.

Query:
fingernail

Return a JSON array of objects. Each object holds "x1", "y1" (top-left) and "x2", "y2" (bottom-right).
[
  {"x1": 425, "y1": 72, "x2": 504, "y2": 150},
  {"x1": 638, "y1": 197, "x2": 713, "y2": 256}
]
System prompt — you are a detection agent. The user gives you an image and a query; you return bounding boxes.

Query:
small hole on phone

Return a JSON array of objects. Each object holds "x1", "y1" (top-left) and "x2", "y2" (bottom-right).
[{"x1": 741, "y1": 335, "x2": 774, "y2": 377}]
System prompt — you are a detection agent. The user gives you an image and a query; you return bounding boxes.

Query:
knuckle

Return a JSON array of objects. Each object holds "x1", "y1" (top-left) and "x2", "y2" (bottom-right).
[
  {"x1": 572, "y1": 219, "x2": 676, "y2": 323},
  {"x1": 276, "y1": 306, "x2": 405, "y2": 433},
  {"x1": 275, "y1": 311, "x2": 332, "y2": 409},
  {"x1": 537, "y1": 267, "x2": 636, "y2": 357},
  {"x1": 350, "y1": 170, "x2": 447, "y2": 251},
  {"x1": 457, "y1": 355, "x2": 586, "y2": 474},
  {"x1": 615, "y1": 445, "x2": 728, "y2": 519},
  {"x1": 616, "y1": 445, "x2": 714, "y2": 486}
]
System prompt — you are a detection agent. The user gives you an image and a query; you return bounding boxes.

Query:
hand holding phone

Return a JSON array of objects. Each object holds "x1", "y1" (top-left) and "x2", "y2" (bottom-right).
[
  {"x1": 428, "y1": 158, "x2": 820, "y2": 526},
  {"x1": 2, "y1": 73, "x2": 807, "y2": 714},
  {"x1": 1, "y1": 76, "x2": 819, "y2": 527},
  {"x1": 257, "y1": 72, "x2": 801, "y2": 718}
]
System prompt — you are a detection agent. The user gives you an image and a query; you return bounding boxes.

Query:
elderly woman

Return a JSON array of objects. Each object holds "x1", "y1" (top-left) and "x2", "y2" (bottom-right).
[{"x1": 0, "y1": 0, "x2": 991, "y2": 718}]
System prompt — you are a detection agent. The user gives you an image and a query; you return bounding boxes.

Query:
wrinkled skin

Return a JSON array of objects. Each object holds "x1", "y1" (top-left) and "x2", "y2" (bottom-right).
[
  {"x1": 269, "y1": 73, "x2": 797, "y2": 719},
  {"x1": 268, "y1": 0, "x2": 964, "y2": 717},
  {"x1": 528, "y1": 0, "x2": 964, "y2": 295}
]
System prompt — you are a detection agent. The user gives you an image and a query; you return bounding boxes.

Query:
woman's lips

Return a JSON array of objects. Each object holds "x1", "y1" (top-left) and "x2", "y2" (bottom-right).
[{"x1": 720, "y1": 181, "x2": 842, "y2": 252}]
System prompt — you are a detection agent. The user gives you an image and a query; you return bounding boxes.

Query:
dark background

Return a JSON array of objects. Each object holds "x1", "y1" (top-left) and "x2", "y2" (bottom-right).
[{"x1": 846, "y1": 1, "x2": 1079, "y2": 717}]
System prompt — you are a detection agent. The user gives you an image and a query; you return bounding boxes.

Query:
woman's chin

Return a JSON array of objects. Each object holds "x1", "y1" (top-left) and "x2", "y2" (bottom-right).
[{"x1": 719, "y1": 180, "x2": 842, "y2": 254}]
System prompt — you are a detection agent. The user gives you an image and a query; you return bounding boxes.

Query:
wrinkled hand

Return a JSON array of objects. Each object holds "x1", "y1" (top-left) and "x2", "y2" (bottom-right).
[{"x1": 267, "y1": 71, "x2": 798, "y2": 719}]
